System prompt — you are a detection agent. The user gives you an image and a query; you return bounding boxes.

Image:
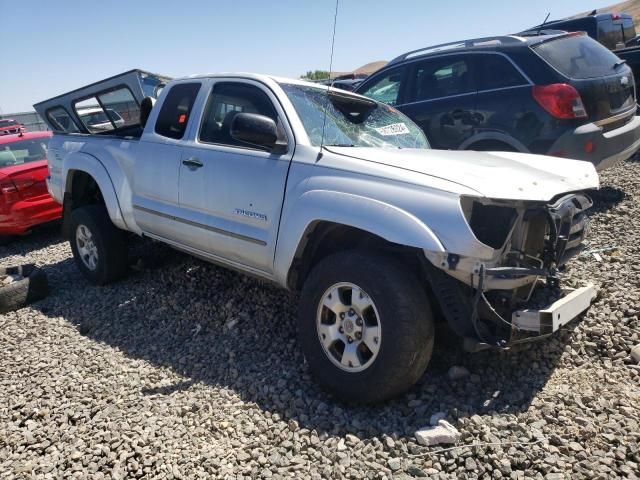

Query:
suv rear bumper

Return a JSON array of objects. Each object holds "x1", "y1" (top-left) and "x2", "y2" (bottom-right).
[{"x1": 548, "y1": 114, "x2": 640, "y2": 171}]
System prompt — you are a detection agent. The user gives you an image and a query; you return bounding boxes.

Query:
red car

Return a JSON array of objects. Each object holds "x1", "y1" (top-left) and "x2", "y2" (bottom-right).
[
  {"x1": 0, "y1": 119, "x2": 26, "y2": 136},
  {"x1": 0, "y1": 131, "x2": 62, "y2": 243}
]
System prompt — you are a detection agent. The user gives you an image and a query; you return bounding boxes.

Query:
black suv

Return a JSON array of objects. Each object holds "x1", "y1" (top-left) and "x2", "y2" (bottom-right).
[{"x1": 355, "y1": 32, "x2": 640, "y2": 170}]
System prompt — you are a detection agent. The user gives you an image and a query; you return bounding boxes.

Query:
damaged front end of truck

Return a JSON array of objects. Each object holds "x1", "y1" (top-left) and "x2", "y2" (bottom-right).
[{"x1": 423, "y1": 192, "x2": 597, "y2": 350}]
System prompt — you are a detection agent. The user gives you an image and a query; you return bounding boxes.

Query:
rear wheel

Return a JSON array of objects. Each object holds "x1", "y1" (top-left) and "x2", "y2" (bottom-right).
[
  {"x1": 69, "y1": 205, "x2": 128, "y2": 285},
  {"x1": 298, "y1": 251, "x2": 435, "y2": 403}
]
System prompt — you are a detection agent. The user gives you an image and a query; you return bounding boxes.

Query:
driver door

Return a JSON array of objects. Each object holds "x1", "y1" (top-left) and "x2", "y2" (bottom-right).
[{"x1": 177, "y1": 79, "x2": 294, "y2": 274}]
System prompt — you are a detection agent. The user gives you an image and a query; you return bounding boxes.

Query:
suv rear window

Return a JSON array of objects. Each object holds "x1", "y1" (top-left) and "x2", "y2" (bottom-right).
[{"x1": 532, "y1": 34, "x2": 622, "y2": 79}]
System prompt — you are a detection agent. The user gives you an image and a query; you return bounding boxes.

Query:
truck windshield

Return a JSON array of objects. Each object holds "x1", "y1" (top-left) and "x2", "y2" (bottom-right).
[{"x1": 280, "y1": 83, "x2": 429, "y2": 149}]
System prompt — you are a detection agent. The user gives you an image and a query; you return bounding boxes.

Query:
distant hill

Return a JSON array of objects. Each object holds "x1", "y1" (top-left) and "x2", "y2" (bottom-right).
[{"x1": 575, "y1": 0, "x2": 640, "y2": 24}]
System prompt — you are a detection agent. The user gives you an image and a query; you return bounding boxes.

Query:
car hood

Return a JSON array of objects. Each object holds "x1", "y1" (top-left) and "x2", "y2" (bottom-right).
[{"x1": 325, "y1": 147, "x2": 599, "y2": 201}]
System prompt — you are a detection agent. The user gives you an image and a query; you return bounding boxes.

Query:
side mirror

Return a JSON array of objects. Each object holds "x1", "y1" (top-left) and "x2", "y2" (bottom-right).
[{"x1": 230, "y1": 113, "x2": 287, "y2": 154}]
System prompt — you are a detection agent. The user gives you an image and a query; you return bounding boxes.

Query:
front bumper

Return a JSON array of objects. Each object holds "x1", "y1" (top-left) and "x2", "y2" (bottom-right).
[
  {"x1": 548, "y1": 114, "x2": 640, "y2": 171},
  {"x1": 425, "y1": 193, "x2": 596, "y2": 348},
  {"x1": 511, "y1": 284, "x2": 597, "y2": 336}
]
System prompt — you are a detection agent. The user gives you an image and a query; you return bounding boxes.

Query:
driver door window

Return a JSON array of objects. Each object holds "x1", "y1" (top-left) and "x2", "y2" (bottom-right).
[{"x1": 199, "y1": 82, "x2": 282, "y2": 148}]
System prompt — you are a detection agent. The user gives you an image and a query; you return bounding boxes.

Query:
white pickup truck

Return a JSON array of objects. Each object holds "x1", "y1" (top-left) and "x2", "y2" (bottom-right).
[{"x1": 35, "y1": 69, "x2": 598, "y2": 402}]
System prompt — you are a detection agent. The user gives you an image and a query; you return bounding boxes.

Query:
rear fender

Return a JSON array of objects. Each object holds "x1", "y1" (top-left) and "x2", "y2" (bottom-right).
[
  {"x1": 274, "y1": 190, "x2": 445, "y2": 286},
  {"x1": 63, "y1": 152, "x2": 127, "y2": 230}
]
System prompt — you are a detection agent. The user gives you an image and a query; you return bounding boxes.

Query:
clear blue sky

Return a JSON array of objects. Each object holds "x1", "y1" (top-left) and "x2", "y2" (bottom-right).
[{"x1": 1, "y1": 0, "x2": 604, "y2": 113}]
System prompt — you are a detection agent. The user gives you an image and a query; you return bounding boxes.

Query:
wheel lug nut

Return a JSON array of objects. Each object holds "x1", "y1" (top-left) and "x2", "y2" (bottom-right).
[
  {"x1": 347, "y1": 337, "x2": 354, "y2": 343},
  {"x1": 349, "y1": 308, "x2": 355, "y2": 316},
  {"x1": 340, "y1": 312, "x2": 345, "y2": 319},
  {"x1": 339, "y1": 327, "x2": 344, "y2": 334},
  {"x1": 355, "y1": 332, "x2": 362, "y2": 340},
  {"x1": 356, "y1": 318, "x2": 362, "y2": 326}
]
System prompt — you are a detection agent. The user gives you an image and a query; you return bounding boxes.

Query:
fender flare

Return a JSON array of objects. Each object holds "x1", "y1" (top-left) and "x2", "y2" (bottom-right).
[
  {"x1": 459, "y1": 132, "x2": 529, "y2": 152},
  {"x1": 63, "y1": 152, "x2": 127, "y2": 231},
  {"x1": 273, "y1": 190, "x2": 446, "y2": 285}
]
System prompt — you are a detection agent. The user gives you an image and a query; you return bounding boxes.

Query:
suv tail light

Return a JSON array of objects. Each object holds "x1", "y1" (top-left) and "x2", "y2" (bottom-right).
[{"x1": 532, "y1": 84, "x2": 587, "y2": 119}]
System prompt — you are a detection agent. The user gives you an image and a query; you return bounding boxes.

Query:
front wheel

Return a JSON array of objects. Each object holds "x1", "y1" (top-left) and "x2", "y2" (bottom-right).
[
  {"x1": 69, "y1": 205, "x2": 128, "y2": 285},
  {"x1": 298, "y1": 251, "x2": 435, "y2": 403}
]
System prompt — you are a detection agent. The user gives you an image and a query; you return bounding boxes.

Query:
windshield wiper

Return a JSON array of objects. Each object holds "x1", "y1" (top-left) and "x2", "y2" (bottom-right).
[
  {"x1": 613, "y1": 59, "x2": 627, "y2": 70},
  {"x1": 326, "y1": 143, "x2": 356, "y2": 147}
]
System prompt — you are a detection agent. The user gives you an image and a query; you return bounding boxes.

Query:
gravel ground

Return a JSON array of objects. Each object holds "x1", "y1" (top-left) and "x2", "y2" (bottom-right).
[{"x1": 1, "y1": 159, "x2": 639, "y2": 480}]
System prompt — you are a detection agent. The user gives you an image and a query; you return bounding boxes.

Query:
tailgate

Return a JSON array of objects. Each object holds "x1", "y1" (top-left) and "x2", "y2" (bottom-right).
[
  {"x1": 532, "y1": 33, "x2": 636, "y2": 122},
  {"x1": 575, "y1": 70, "x2": 635, "y2": 123}
]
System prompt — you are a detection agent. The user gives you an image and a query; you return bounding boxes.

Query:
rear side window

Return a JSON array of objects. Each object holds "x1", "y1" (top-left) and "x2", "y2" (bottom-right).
[
  {"x1": 623, "y1": 19, "x2": 636, "y2": 45},
  {"x1": 357, "y1": 67, "x2": 405, "y2": 105},
  {"x1": 155, "y1": 83, "x2": 201, "y2": 139},
  {"x1": 46, "y1": 107, "x2": 81, "y2": 133},
  {"x1": 533, "y1": 35, "x2": 621, "y2": 79},
  {"x1": 410, "y1": 56, "x2": 475, "y2": 101},
  {"x1": 477, "y1": 55, "x2": 528, "y2": 90},
  {"x1": 98, "y1": 88, "x2": 139, "y2": 128},
  {"x1": 73, "y1": 87, "x2": 138, "y2": 134}
]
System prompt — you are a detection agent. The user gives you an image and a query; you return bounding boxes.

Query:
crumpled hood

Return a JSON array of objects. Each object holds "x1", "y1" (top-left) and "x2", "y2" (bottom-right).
[{"x1": 326, "y1": 147, "x2": 599, "y2": 201}]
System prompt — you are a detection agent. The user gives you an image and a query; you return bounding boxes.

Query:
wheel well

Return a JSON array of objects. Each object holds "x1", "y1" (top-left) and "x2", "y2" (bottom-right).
[
  {"x1": 287, "y1": 222, "x2": 426, "y2": 292},
  {"x1": 68, "y1": 170, "x2": 105, "y2": 208},
  {"x1": 62, "y1": 171, "x2": 105, "y2": 239},
  {"x1": 466, "y1": 140, "x2": 517, "y2": 152}
]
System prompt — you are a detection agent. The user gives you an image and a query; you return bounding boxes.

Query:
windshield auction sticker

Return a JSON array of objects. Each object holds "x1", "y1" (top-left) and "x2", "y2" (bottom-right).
[{"x1": 374, "y1": 122, "x2": 410, "y2": 136}]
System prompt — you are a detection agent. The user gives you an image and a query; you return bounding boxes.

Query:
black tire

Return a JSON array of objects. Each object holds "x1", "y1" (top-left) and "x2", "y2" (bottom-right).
[
  {"x1": 69, "y1": 205, "x2": 128, "y2": 285},
  {"x1": 298, "y1": 250, "x2": 435, "y2": 403},
  {"x1": 0, "y1": 264, "x2": 49, "y2": 313},
  {"x1": 0, "y1": 236, "x2": 13, "y2": 246}
]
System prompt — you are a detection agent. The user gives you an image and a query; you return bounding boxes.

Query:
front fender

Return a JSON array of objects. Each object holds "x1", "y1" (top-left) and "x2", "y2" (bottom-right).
[
  {"x1": 273, "y1": 190, "x2": 445, "y2": 285},
  {"x1": 64, "y1": 152, "x2": 127, "y2": 231}
]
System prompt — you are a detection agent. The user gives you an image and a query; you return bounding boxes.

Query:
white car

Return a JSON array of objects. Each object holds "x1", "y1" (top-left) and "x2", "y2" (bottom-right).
[
  {"x1": 76, "y1": 107, "x2": 125, "y2": 132},
  {"x1": 35, "y1": 69, "x2": 598, "y2": 402}
]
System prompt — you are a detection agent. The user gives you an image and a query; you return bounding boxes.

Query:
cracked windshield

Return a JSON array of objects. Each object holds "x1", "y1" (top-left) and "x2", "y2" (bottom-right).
[{"x1": 281, "y1": 83, "x2": 429, "y2": 149}]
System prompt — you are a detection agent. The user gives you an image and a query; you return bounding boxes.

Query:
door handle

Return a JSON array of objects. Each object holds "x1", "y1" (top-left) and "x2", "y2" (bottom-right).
[{"x1": 182, "y1": 157, "x2": 203, "y2": 169}]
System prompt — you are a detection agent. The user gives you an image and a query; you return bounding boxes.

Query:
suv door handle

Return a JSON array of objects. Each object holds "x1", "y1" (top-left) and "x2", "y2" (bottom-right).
[{"x1": 182, "y1": 157, "x2": 203, "y2": 169}]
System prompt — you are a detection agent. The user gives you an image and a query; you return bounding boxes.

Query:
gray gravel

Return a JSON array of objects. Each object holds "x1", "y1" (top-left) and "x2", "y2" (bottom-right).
[{"x1": 1, "y1": 158, "x2": 639, "y2": 479}]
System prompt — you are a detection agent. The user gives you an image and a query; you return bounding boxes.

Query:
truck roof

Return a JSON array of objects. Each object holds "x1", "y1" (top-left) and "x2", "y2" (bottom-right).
[{"x1": 179, "y1": 72, "x2": 325, "y2": 87}]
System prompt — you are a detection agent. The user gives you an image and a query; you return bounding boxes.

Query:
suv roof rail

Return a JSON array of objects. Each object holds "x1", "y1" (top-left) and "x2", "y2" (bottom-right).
[{"x1": 388, "y1": 36, "x2": 526, "y2": 66}]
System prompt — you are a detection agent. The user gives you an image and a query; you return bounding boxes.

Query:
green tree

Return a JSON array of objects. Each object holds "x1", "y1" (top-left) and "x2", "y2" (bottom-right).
[{"x1": 301, "y1": 70, "x2": 330, "y2": 81}]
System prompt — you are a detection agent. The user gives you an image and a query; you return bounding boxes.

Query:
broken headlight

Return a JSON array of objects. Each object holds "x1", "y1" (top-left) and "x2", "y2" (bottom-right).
[{"x1": 460, "y1": 197, "x2": 518, "y2": 249}]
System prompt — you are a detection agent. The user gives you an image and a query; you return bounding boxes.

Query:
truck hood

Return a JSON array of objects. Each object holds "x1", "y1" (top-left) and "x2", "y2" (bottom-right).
[{"x1": 326, "y1": 147, "x2": 599, "y2": 201}]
